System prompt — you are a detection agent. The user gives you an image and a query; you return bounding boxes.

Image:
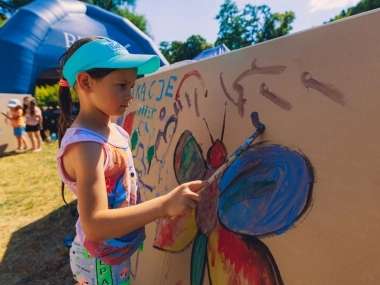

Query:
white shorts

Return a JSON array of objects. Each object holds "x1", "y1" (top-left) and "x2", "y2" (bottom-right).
[{"x1": 70, "y1": 236, "x2": 131, "y2": 285}]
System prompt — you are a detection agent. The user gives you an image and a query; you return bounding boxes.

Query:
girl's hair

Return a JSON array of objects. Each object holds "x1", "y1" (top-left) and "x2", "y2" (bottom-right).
[
  {"x1": 57, "y1": 37, "x2": 116, "y2": 204},
  {"x1": 57, "y1": 36, "x2": 117, "y2": 145},
  {"x1": 22, "y1": 95, "x2": 37, "y2": 116},
  {"x1": 22, "y1": 95, "x2": 32, "y2": 116},
  {"x1": 29, "y1": 97, "x2": 37, "y2": 117}
]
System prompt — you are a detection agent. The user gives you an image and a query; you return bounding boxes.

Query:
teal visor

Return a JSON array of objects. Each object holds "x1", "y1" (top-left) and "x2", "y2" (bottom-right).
[{"x1": 62, "y1": 38, "x2": 160, "y2": 87}]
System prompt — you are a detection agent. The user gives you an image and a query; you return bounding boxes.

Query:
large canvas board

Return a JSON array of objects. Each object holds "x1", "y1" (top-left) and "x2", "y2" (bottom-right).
[{"x1": 118, "y1": 10, "x2": 380, "y2": 285}]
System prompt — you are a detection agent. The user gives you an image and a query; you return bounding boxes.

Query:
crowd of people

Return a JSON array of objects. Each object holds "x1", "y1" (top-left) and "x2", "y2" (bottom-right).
[{"x1": 1, "y1": 95, "x2": 44, "y2": 153}]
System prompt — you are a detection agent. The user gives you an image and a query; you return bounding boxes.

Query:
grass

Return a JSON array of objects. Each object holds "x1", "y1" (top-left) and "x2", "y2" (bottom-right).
[{"x1": 0, "y1": 141, "x2": 77, "y2": 284}]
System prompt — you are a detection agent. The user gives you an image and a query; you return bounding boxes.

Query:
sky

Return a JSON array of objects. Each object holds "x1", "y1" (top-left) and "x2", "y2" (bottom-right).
[{"x1": 134, "y1": 0, "x2": 361, "y2": 45}]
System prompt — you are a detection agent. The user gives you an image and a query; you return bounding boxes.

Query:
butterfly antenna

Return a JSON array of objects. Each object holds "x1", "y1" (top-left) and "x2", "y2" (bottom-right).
[
  {"x1": 221, "y1": 102, "x2": 227, "y2": 143},
  {"x1": 250, "y1": 111, "x2": 265, "y2": 132},
  {"x1": 204, "y1": 118, "x2": 214, "y2": 144}
]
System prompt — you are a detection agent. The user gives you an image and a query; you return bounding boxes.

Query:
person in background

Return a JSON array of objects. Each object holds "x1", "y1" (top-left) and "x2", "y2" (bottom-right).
[
  {"x1": 56, "y1": 36, "x2": 207, "y2": 285},
  {"x1": 23, "y1": 96, "x2": 43, "y2": 152},
  {"x1": 1, "y1": 98, "x2": 28, "y2": 153}
]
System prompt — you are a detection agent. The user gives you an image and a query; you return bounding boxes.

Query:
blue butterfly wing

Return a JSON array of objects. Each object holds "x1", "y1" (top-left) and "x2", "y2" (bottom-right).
[{"x1": 218, "y1": 142, "x2": 314, "y2": 237}]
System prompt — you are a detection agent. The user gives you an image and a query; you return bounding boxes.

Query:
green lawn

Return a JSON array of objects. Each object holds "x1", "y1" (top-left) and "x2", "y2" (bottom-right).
[{"x1": 0, "y1": 141, "x2": 77, "y2": 284}]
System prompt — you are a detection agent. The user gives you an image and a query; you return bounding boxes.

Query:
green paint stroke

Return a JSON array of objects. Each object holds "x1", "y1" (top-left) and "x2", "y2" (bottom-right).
[
  {"x1": 191, "y1": 232, "x2": 208, "y2": 285},
  {"x1": 146, "y1": 146, "x2": 155, "y2": 163},
  {"x1": 223, "y1": 180, "x2": 277, "y2": 212},
  {"x1": 131, "y1": 130, "x2": 138, "y2": 151},
  {"x1": 180, "y1": 137, "x2": 199, "y2": 173}
]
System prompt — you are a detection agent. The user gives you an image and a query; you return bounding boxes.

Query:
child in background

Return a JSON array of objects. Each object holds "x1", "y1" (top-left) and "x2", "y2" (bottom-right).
[
  {"x1": 56, "y1": 37, "x2": 207, "y2": 285},
  {"x1": 23, "y1": 96, "x2": 43, "y2": 152},
  {"x1": 1, "y1": 98, "x2": 28, "y2": 153}
]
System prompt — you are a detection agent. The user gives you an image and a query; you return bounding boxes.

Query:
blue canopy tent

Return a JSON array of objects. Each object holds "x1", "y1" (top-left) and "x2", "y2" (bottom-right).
[
  {"x1": 192, "y1": 44, "x2": 230, "y2": 61},
  {"x1": 0, "y1": 0, "x2": 168, "y2": 95}
]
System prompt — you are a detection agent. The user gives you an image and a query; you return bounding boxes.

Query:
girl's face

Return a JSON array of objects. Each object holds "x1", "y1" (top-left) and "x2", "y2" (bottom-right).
[
  {"x1": 23, "y1": 97, "x2": 31, "y2": 106},
  {"x1": 90, "y1": 68, "x2": 137, "y2": 117}
]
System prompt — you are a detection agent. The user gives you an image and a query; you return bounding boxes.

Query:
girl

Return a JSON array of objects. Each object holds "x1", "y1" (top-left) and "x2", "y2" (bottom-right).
[
  {"x1": 23, "y1": 96, "x2": 43, "y2": 152},
  {"x1": 1, "y1": 98, "x2": 28, "y2": 152},
  {"x1": 56, "y1": 37, "x2": 207, "y2": 285}
]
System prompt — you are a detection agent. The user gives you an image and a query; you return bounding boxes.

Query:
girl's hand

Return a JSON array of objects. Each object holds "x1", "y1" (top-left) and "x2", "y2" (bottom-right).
[
  {"x1": 162, "y1": 180, "x2": 209, "y2": 217},
  {"x1": 1, "y1": 112, "x2": 10, "y2": 120}
]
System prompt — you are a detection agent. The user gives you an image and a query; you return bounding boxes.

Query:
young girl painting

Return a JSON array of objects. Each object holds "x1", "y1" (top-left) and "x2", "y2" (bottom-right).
[{"x1": 56, "y1": 37, "x2": 206, "y2": 285}]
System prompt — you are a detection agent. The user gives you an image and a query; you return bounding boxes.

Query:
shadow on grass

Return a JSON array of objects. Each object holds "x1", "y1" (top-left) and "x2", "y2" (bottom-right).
[{"x1": 0, "y1": 201, "x2": 77, "y2": 285}]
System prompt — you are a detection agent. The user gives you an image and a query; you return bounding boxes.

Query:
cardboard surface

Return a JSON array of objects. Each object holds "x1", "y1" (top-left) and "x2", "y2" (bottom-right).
[{"x1": 120, "y1": 10, "x2": 380, "y2": 285}]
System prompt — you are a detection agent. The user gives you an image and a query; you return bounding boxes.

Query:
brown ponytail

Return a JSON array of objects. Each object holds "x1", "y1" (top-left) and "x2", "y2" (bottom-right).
[
  {"x1": 57, "y1": 37, "x2": 96, "y2": 146},
  {"x1": 57, "y1": 37, "x2": 98, "y2": 204},
  {"x1": 57, "y1": 37, "x2": 117, "y2": 204}
]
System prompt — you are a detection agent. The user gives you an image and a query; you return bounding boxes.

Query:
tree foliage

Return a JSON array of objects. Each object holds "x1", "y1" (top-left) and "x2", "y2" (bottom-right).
[
  {"x1": 159, "y1": 35, "x2": 213, "y2": 64},
  {"x1": 114, "y1": 7, "x2": 152, "y2": 38},
  {"x1": 215, "y1": 0, "x2": 295, "y2": 50},
  {"x1": 35, "y1": 84, "x2": 78, "y2": 107},
  {"x1": 79, "y1": 0, "x2": 136, "y2": 12},
  {"x1": 0, "y1": 1, "x2": 151, "y2": 39},
  {"x1": 159, "y1": 0, "x2": 295, "y2": 63},
  {"x1": 0, "y1": 0, "x2": 136, "y2": 18},
  {"x1": 0, "y1": 0, "x2": 29, "y2": 17},
  {"x1": 0, "y1": 0, "x2": 152, "y2": 42},
  {"x1": 34, "y1": 84, "x2": 60, "y2": 107},
  {"x1": 327, "y1": 0, "x2": 380, "y2": 22}
]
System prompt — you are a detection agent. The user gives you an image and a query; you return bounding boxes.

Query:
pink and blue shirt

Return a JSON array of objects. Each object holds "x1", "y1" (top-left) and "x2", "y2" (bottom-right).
[{"x1": 57, "y1": 124, "x2": 145, "y2": 265}]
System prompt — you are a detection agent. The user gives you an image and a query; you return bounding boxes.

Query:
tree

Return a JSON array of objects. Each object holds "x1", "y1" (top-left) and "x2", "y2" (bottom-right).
[
  {"x1": 214, "y1": 0, "x2": 295, "y2": 50},
  {"x1": 114, "y1": 7, "x2": 152, "y2": 38},
  {"x1": 0, "y1": 13, "x2": 6, "y2": 26},
  {"x1": 159, "y1": 35, "x2": 213, "y2": 64},
  {"x1": 0, "y1": 0, "x2": 153, "y2": 40},
  {"x1": 0, "y1": 0, "x2": 136, "y2": 18},
  {"x1": 0, "y1": 0, "x2": 29, "y2": 18},
  {"x1": 326, "y1": 0, "x2": 380, "y2": 22},
  {"x1": 79, "y1": 0, "x2": 136, "y2": 12}
]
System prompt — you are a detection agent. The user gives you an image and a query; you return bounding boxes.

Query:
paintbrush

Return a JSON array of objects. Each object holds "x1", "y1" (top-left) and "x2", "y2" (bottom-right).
[
  {"x1": 196, "y1": 111, "x2": 265, "y2": 194},
  {"x1": 172, "y1": 112, "x2": 265, "y2": 219}
]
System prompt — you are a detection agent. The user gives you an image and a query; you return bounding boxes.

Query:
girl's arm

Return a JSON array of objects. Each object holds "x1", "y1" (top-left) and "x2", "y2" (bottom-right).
[
  {"x1": 64, "y1": 141, "x2": 206, "y2": 242},
  {"x1": 2, "y1": 110, "x2": 22, "y2": 121},
  {"x1": 1, "y1": 111, "x2": 11, "y2": 120},
  {"x1": 35, "y1": 107, "x2": 43, "y2": 128},
  {"x1": 37, "y1": 114, "x2": 43, "y2": 128}
]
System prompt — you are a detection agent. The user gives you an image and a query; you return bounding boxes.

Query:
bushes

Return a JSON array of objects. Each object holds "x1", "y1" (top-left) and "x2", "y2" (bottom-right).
[
  {"x1": 35, "y1": 84, "x2": 60, "y2": 107},
  {"x1": 34, "y1": 84, "x2": 77, "y2": 107}
]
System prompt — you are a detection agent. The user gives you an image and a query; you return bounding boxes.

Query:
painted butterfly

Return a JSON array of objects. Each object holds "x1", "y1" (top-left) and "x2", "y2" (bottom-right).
[{"x1": 153, "y1": 110, "x2": 314, "y2": 285}]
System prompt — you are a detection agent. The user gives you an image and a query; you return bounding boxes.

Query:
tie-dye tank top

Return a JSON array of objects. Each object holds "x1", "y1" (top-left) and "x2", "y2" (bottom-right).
[{"x1": 57, "y1": 124, "x2": 145, "y2": 265}]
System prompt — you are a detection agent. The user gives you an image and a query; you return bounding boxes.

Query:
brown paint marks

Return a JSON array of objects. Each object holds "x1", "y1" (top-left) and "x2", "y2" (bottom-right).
[
  {"x1": 185, "y1": 91, "x2": 191, "y2": 108},
  {"x1": 247, "y1": 58, "x2": 287, "y2": 75},
  {"x1": 301, "y1": 72, "x2": 347, "y2": 106},
  {"x1": 175, "y1": 70, "x2": 207, "y2": 101},
  {"x1": 177, "y1": 99, "x2": 183, "y2": 111},
  {"x1": 220, "y1": 59, "x2": 287, "y2": 117},
  {"x1": 173, "y1": 102, "x2": 179, "y2": 116},
  {"x1": 260, "y1": 83, "x2": 293, "y2": 111},
  {"x1": 194, "y1": 88, "x2": 200, "y2": 117}
]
